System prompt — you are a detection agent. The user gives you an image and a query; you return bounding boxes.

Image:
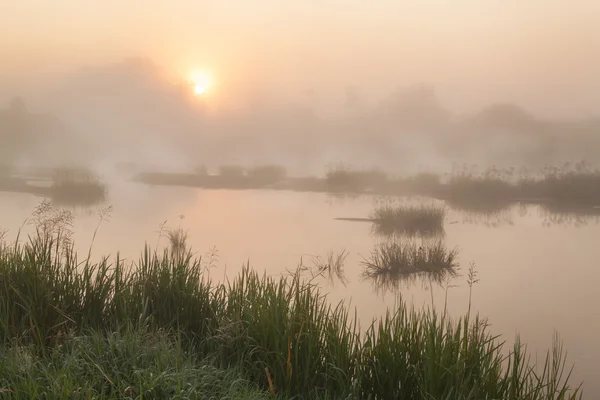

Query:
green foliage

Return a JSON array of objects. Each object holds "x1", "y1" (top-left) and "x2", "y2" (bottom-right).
[{"x1": 0, "y1": 329, "x2": 271, "y2": 399}]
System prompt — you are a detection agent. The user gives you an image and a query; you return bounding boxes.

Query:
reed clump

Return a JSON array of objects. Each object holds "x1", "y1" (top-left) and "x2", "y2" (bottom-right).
[
  {"x1": 247, "y1": 164, "x2": 287, "y2": 184},
  {"x1": 325, "y1": 163, "x2": 388, "y2": 192},
  {"x1": 517, "y1": 161, "x2": 600, "y2": 206},
  {"x1": 50, "y1": 167, "x2": 107, "y2": 206},
  {"x1": 371, "y1": 202, "x2": 446, "y2": 236},
  {"x1": 218, "y1": 165, "x2": 246, "y2": 178},
  {"x1": 361, "y1": 239, "x2": 458, "y2": 290}
]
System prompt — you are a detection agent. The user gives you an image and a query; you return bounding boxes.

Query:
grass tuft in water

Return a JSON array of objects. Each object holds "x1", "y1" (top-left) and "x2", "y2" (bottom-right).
[
  {"x1": 50, "y1": 167, "x2": 107, "y2": 206},
  {"x1": 370, "y1": 202, "x2": 446, "y2": 237},
  {"x1": 361, "y1": 239, "x2": 458, "y2": 292}
]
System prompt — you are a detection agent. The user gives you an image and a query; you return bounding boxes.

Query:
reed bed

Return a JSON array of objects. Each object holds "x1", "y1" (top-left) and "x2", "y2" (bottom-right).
[
  {"x1": 0, "y1": 223, "x2": 583, "y2": 399},
  {"x1": 325, "y1": 164, "x2": 388, "y2": 192},
  {"x1": 370, "y1": 202, "x2": 446, "y2": 236},
  {"x1": 247, "y1": 165, "x2": 287, "y2": 184},
  {"x1": 50, "y1": 167, "x2": 107, "y2": 206},
  {"x1": 361, "y1": 239, "x2": 458, "y2": 291}
]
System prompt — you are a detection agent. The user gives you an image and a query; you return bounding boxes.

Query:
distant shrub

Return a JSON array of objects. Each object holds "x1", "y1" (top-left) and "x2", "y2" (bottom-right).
[
  {"x1": 247, "y1": 165, "x2": 287, "y2": 183},
  {"x1": 325, "y1": 164, "x2": 388, "y2": 192},
  {"x1": 0, "y1": 164, "x2": 11, "y2": 177},
  {"x1": 218, "y1": 165, "x2": 245, "y2": 178},
  {"x1": 195, "y1": 164, "x2": 209, "y2": 176},
  {"x1": 50, "y1": 167, "x2": 107, "y2": 206}
]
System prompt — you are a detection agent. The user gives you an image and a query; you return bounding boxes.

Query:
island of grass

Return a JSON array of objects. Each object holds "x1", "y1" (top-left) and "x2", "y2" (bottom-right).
[
  {"x1": 0, "y1": 207, "x2": 583, "y2": 399},
  {"x1": 370, "y1": 202, "x2": 446, "y2": 237},
  {"x1": 134, "y1": 161, "x2": 600, "y2": 214},
  {"x1": 0, "y1": 166, "x2": 107, "y2": 207},
  {"x1": 361, "y1": 239, "x2": 458, "y2": 292},
  {"x1": 49, "y1": 167, "x2": 107, "y2": 206}
]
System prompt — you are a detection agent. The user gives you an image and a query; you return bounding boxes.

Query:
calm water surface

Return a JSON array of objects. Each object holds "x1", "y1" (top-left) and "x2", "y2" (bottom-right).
[{"x1": 1, "y1": 182, "x2": 599, "y2": 395}]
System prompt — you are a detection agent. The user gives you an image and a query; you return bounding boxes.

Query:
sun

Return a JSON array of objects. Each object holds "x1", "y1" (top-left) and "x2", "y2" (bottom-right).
[{"x1": 190, "y1": 70, "x2": 213, "y2": 96}]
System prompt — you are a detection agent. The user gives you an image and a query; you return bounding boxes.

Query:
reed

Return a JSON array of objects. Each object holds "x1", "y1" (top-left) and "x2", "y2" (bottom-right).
[
  {"x1": 370, "y1": 202, "x2": 446, "y2": 236},
  {"x1": 361, "y1": 239, "x2": 458, "y2": 292},
  {"x1": 50, "y1": 167, "x2": 107, "y2": 206}
]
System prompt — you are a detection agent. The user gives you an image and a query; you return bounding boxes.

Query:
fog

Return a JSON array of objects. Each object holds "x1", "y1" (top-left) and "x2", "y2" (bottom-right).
[
  {"x1": 1, "y1": 0, "x2": 600, "y2": 174},
  {"x1": 3, "y1": 2, "x2": 600, "y2": 395}
]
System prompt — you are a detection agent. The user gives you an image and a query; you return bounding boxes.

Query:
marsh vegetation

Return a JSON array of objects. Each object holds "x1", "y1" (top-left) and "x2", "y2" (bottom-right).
[
  {"x1": 361, "y1": 239, "x2": 458, "y2": 291},
  {"x1": 49, "y1": 167, "x2": 107, "y2": 206},
  {"x1": 134, "y1": 161, "x2": 600, "y2": 216},
  {"x1": 0, "y1": 203, "x2": 583, "y2": 399},
  {"x1": 370, "y1": 202, "x2": 446, "y2": 237}
]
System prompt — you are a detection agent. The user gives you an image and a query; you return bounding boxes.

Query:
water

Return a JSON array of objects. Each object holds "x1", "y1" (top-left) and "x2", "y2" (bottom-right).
[{"x1": 1, "y1": 182, "x2": 598, "y2": 395}]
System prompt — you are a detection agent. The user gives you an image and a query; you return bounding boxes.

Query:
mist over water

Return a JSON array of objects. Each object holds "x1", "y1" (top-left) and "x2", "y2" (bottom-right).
[
  {"x1": 2, "y1": 59, "x2": 600, "y2": 177},
  {"x1": 1, "y1": 1, "x2": 600, "y2": 396}
]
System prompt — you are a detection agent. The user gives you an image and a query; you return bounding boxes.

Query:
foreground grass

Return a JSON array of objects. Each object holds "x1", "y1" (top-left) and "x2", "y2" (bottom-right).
[
  {"x1": 0, "y1": 230, "x2": 583, "y2": 399},
  {"x1": 0, "y1": 329, "x2": 270, "y2": 399}
]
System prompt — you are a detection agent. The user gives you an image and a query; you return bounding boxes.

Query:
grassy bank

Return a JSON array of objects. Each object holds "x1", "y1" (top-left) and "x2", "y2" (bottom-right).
[{"x1": 0, "y1": 221, "x2": 582, "y2": 399}]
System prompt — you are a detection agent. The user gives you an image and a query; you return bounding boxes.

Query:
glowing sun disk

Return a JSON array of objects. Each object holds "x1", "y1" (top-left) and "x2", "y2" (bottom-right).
[{"x1": 190, "y1": 70, "x2": 213, "y2": 96}]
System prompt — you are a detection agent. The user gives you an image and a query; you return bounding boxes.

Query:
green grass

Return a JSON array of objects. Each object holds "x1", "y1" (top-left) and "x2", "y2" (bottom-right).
[
  {"x1": 0, "y1": 211, "x2": 583, "y2": 399},
  {"x1": 370, "y1": 202, "x2": 446, "y2": 236},
  {"x1": 0, "y1": 328, "x2": 271, "y2": 399}
]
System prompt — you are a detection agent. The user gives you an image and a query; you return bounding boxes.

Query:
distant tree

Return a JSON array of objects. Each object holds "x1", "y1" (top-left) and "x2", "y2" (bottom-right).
[
  {"x1": 469, "y1": 103, "x2": 538, "y2": 132},
  {"x1": 378, "y1": 84, "x2": 451, "y2": 129},
  {"x1": 8, "y1": 96, "x2": 27, "y2": 115},
  {"x1": 344, "y1": 86, "x2": 365, "y2": 111}
]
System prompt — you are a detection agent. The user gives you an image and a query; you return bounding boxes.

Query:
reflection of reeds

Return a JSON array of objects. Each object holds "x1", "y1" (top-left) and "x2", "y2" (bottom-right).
[
  {"x1": 539, "y1": 203, "x2": 600, "y2": 227},
  {"x1": 370, "y1": 203, "x2": 445, "y2": 237},
  {"x1": 362, "y1": 239, "x2": 458, "y2": 293},
  {"x1": 307, "y1": 249, "x2": 348, "y2": 286},
  {"x1": 449, "y1": 202, "x2": 515, "y2": 228}
]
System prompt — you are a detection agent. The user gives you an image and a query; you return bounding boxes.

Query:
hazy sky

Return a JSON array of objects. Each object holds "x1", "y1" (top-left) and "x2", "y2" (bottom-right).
[{"x1": 2, "y1": 0, "x2": 600, "y2": 116}]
